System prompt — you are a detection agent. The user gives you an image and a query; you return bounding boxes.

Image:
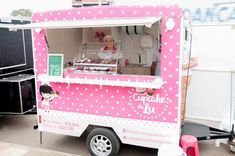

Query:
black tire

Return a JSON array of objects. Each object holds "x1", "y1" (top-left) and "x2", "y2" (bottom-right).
[{"x1": 86, "y1": 127, "x2": 120, "y2": 156}]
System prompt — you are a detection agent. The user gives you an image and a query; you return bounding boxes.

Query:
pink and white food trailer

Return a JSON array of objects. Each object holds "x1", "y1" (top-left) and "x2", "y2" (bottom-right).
[{"x1": 8, "y1": 5, "x2": 187, "y2": 156}]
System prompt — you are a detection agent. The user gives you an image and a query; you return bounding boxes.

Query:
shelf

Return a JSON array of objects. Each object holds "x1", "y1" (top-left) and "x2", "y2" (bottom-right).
[
  {"x1": 38, "y1": 73, "x2": 164, "y2": 89},
  {"x1": 74, "y1": 63, "x2": 117, "y2": 67}
]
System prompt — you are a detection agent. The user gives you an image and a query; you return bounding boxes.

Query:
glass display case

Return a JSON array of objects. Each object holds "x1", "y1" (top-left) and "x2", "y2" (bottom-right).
[{"x1": 71, "y1": 41, "x2": 122, "y2": 74}]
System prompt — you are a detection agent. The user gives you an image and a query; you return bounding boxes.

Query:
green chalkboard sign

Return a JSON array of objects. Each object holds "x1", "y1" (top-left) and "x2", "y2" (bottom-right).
[{"x1": 48, "y1": 54, "x2": 64, "y2": 77}]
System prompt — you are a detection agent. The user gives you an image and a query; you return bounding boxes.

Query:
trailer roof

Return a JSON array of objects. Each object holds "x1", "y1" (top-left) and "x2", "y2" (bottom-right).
[{"x1": 0, "y1": 17, "x2": 161, "y2": 29}]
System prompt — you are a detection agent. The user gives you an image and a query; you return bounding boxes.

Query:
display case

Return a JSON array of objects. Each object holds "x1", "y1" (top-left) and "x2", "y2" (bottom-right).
[{"x1": 70, "y1": 41, "x2": 122, "y2": 74}]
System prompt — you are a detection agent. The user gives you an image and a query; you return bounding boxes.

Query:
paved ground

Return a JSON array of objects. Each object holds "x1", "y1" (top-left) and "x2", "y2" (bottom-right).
[
  {"x1": 0, "y1": 115, "x2": 235, "y2": 156},
  {"x1": 0, "y1": 141, "x2": 79, "y2": 156}
]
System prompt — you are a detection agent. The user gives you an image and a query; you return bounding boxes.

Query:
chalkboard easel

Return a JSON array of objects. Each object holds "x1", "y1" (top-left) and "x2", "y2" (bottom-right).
[{"x1": 47, "y1": 54, "x2": 64, "y2": 77}]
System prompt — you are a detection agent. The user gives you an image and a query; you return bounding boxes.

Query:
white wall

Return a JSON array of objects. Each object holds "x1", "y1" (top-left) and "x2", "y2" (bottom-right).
[
  {"x1": 47, "y1": 28, "x2": 83, "y2": 63},
  {"x1": 187, "y1": 69, "x2": 232, "y2": 121}
]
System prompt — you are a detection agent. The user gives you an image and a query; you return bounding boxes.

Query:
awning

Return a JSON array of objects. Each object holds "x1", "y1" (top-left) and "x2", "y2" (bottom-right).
[{"x1": 0, "y1": 17, "x2": 161, "y2": 29}]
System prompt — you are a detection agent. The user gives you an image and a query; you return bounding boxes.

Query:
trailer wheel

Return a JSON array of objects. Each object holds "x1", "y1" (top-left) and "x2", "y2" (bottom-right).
[{"x1": 86, "y1": 127, "x2": 120, "y2": 156}]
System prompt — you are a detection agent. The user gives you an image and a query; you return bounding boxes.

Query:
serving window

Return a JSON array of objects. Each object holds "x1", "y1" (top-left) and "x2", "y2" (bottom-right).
[{"x1": 46, "y1": 20, "x2": 162, "y2": 77}]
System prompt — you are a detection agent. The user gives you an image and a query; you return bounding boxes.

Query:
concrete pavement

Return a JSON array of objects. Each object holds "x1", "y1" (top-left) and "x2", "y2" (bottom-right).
[{"x1": 0, "y1": 141, "x2": 79, "y2": 156}]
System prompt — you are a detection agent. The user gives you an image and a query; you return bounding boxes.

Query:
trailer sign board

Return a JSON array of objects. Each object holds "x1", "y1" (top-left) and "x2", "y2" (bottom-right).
[{"x1": 48, "y1": 54, "x2": 63, "y2": 77}]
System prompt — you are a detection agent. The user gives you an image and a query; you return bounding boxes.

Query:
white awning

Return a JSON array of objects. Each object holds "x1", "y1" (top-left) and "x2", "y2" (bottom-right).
[{"x1": 0, "y1": 17, "x2": 161, "y2": 29}]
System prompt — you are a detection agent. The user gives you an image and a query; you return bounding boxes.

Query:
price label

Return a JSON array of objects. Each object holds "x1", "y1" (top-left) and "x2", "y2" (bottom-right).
[{"x1": 48, "y1": 54, "x2": 63, "y2": 77}]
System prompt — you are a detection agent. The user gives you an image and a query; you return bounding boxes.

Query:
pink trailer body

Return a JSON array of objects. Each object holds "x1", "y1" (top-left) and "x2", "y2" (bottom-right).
[{"x1": 31, "y1": 5, "x2": 184, "y2": 149}]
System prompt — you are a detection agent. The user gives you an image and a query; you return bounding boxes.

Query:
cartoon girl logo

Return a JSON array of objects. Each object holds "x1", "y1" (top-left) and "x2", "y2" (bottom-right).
[{"x1": 39, "y1": 83, "x2": 59, "y2": 112}]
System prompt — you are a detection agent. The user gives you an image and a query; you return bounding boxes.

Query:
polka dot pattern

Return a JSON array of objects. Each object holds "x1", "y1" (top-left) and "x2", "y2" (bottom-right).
[{"x1": 34, "y1": 6, "x2": 182, "y2": 123}]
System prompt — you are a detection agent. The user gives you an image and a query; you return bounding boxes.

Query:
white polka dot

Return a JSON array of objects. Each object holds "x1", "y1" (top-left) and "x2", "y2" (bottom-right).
[
  {"x1": 110, "y1": 10, "x2": 114, "y2": 14},
  {"x1": 77, "y1": 11, "x2": 80, "y2": 14},
  {"x1": 58, "y1": 12, "x2": 61, "y2": 15},
  {"x1": 164, "y1": 42, "x2": 168, "y2": 45},
  {"x1": 168, "y1": 62, "x2": 172, "y2": 65},
  {"x1": 158, "y1": 12, "x2": 162, "y2": 15},
  {"x1": 169, "y1": 74, "x2": 172, "y2": 78},
  {"x1": 133, "y1": 11, "x2": 137, "y2": 15},
  {"x1": 90, "y1": 93, "x2": 93, "y2": 96},
  {"x1": 171, "y1": 12, "x2": 175, "y2": 15},
  {"x1": 146, "y1": 11, "x2": 150, "y2": 15},
  {"x1": 101, "y1": 105, "x2": 104, "y2": 109},
  {"x1": 169, "y1": 48, "x2": 173, "y2": 52},
  {"x1": 88, "y1": 11, "x2": 91, "y2": 14},
  {"x1": 163, "y1": 68, "x2": 167, "y2": 71},
  {"x1": 116, "y1": 90, "x2": 119, "y2": 93},
  {"x1": 80, "y1": 93, "x2": 83, "y2": 96},
  {"x1": 122, "y1": 10, "x2": 125, "y2": 14},
  {"x1": 67, "y1": 97, "x2": 69, "y2": 100},
  {"x1": 170, "y1": 35, "x2": 173, "y2": 39},
  {"x1": 116, "y1": 101, "x2": 120, "y2": 105},
  {"x1": 76, "y1": 98, "x2": 79, "y2": 101},
  {"x1": 100, "y1": 94, "x2": 103, "y2": 97},
  {"x1": 98, "y1": 10, "x2": 102, "y2": 14}
]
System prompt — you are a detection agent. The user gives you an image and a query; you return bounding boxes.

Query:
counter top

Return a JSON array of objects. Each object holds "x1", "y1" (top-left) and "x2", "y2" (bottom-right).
[{"x1": 38, "y1": 72, "x2": 164, "y2": 89}]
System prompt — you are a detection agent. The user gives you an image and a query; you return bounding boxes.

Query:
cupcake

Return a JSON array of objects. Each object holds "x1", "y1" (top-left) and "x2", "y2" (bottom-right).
[
  {"x1": 136, "y1": 88, "x2": 146, "y2": 94},
  {"x1": 146, "y1": 88, "x2": 155, "y2": 96}
]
